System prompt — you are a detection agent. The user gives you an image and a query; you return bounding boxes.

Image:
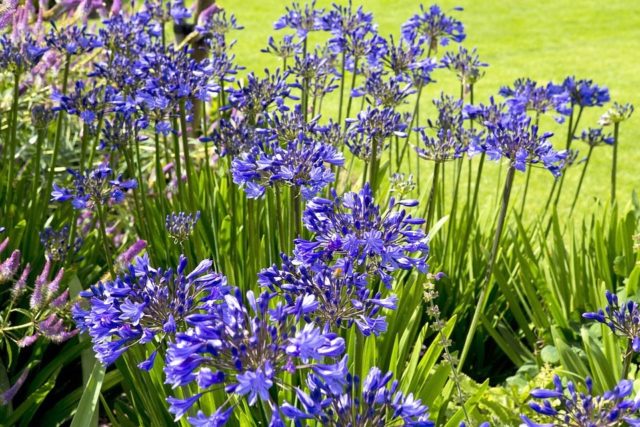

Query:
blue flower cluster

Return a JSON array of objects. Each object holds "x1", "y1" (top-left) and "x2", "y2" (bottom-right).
[
  {"x1": 562, "y1": 76, "x2": 610, "y2": 108},
  {"x1": 166, "y1": 211, "x2": 201, "y2": 244},
  {"x1": 231, "y1": 108, "x2": 344, "y2": 199},
  {"x1": 401, "y1": 4, "x2": 465, "y2": 52},
  {"x1": 499, "y1": 78, "x2": 570, "y2": 122},
  {"x1": 73, "y1": 255, "x2": 228, "y2": 366},
  {"x1": 345, "y1": 106, "x2": 408, "y2": 160},
  {"x1": 465, "y1": 100, "x2": 566, "y2": 175},
  {"x1": 415, "y1": 94, "x2": 475, "y2": 162},
  {"x1": 164, "y1": 288, "x2": 344, "y2": 422},
  {"x1": 521, "y1": 375, "x2": 640, "y2": 426},
  {"x1": 51, "y1": 165, "x2": 137, "y2": 210},
  {"x1": 583, "y1": 290, "x2": 640, "y2": 352},
  {"x1": 282, "y1": 360, "x2": 434, "y2": 426},
  {"x1": 295, "y1": 184, "x2": 430, "y2": 286},
  {"x1": 441, "y1": 45, "x2": 487, "y2": 87}
]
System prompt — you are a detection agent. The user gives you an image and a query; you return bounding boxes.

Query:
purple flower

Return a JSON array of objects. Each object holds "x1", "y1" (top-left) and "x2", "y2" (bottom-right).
[
  {"x1": 234, "y1": 363, "x2": 274, "y2": 405},
  {"x1": 441, "y1": 46, "x2": 487, "y2": 87},
  {"x1": 583, "y1": 290, "x2": 640, "y2": 352},
  {"x1": 51, "y1": 165, "x2": 137, "y2": 211},
  {"x1": 262, "y1": 35, "x2": 302, "y2": 60},
  {"x1": 499, "y1": 78, "x2": 571, "y2": 122},
  {"x1": 166, "y1": 211, "x2": 200, "y2": 244},
  {"x1": 73, "y1": 254, "x2": 228, "y2": 365},
  {"x1": 40, "y1": 226, "x2": 82, "y2": 263},
  {"x1": 345, "y1": 106, "x2": 408, "y2": 160},
  {"x1": 522, "y1": 375, "x2": 640, "y2": 426},
  {"x1": 226, "y1": 69, "x2": 294, "y2": 118},
  {"x1": 577, "y1": 127, "x2": 614, "y2": 148},
  {"x1": 415, "y1": 94, "x2": 475, "y2": 162},
  {"x1": 401, "y1": 4, "x2": 465, "y2": 52},
  {"x1": 352, "y1": 70, "x2": 415, "y2": 107},
  {"x1": 281, "y1": 360, "x2": 434, "y2": 426},
  {"x1": 231, "y1": 109, "x2": 344, "y2": 200},
  {"x1": 46, "y1": 24, "x2": 102, "y2": 55},
  {"x1": 164, "y1": 288, "x2": 345, "y2": 421},
  {"x1": 295, "y1": 184, "x2": 429, "y2": 287},
  {"x1": 260, "y1": 254, "x2": 397, "y2": 336},
  {"x1": 274, "y1": 1, "x2": 324, "y2": 38},
  {"x1": 562, "y1": 76, "x2": 610, "y2": 108}
]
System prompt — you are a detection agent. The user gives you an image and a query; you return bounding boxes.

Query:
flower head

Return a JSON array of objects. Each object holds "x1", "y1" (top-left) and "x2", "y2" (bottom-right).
[
  {"x1": 562, "y1": 76, "x2": 610, "y2": 108},
  {"x1": 51, "y1": 164, "x2": 137, "y2": 210},
  {"x1": 73, "y1": 255, "x2": 228, "y2": 365},
  {"x1": 500, "y1": 78, "x2": 570, "y2": 121},
  {"x1": 281, "y1": 361, "x2": 434, "y2": 426},
  {"x1": 166, "y1": 211, "x2": 201, "y2": 244},
  {"x1": 441, "y1": 46, "x2": 487, "y2": 88},
  {"x1": 599, "y1": 102, "x2": 634, "y2": 126},
  {"x1": 522, "y1": 375, "x2": 640, "y2": 426},
  {"x1": 295, "y1": 184, "x2": 429, "y2": 287},
  {"x1": 583, "y1": 290, "x2": 640, "y2": 352},
  {"x1": 401, "y1": 4, "x2": 465, "y2": 52},
  {"x1": 164, "y1": 288, "x2": 344, "y2": 421},
  {"x1": 345, "y1": 106, "x2": 408, "y2": 160},
  {"x1": 577, "y1": 127, "x2": 614, "y2": 148}
]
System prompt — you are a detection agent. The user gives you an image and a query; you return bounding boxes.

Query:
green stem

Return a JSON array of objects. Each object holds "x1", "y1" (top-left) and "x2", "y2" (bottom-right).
[
  {"x1": 337, "y1": 52, "x2": 347, "y2": 124},
  {"x1": 423, "y1": 161, "x2": 441, "y2": 230},
  {"x1": 344, "y1": 57, "x2": 359, "y2": 120},
  {"x1": 569, "y1": 145, "x2": 594, "y2": 215},
  {"x1": 397, "y1": 85, "x2": 423, "y2": 168},
  {"x1": 369, "y1": 138, "x2": 379, "y2": 192},
  {"x1": 95, "y1": 203, "x2": 115, "y2": 278},
  {"x1": 5, "y1": 71, "x2": 21, "y2": 216},
  {"x1": 179, "y1": 100, "x2": 195, "y2": 208},
  {"x1": 459, "y1": 165, "x2": 516, "y2": 369},
  {"x1": 611, "y1": 122, "x2": 619, "y2": 203}
]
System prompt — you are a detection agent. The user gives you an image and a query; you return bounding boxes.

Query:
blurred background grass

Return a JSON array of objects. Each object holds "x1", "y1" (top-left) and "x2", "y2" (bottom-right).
[{"x1": 220, "y1": 0, "x2": 639, "y2": 216}]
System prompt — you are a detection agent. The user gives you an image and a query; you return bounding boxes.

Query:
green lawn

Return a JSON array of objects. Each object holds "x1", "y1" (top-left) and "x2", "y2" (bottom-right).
[{"x1": 221, "y1": 0, "x2": 639, "y2": 215}]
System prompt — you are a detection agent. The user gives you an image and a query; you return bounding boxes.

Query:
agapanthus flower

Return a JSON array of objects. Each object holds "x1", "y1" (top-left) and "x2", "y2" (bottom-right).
[
  {"x1": 352, "y1": 70, "x2": 415, "y2": 107},
  {"x1": 164, "y1": 288, "x2": 345, "y2": 421},
  {"x1": 31, "y1": 104, "x2": 55, "y2": 129},
  {"x1": 499, "y1": 78, "x2": 570, "y2": 122},
  {"x1": 599, "y1": 102, "x2": 634, "y2": 126},
  {"x1": 166, "y1": 211, "x2": 201, "y2": 244},
  {"x1": 226, "y1": 69, "x2": 295, "y2": 118},
  {"x1": 197, "y1": 10, "x2": 244, "y2": 36},
  {"x1": 382, "y1": 35, "x2": 422, "y2": 79},
  {"x1": 274, "y1": 1, "x2": 324, "y2": 38},
  {"x1": 206, "y1": 114, "x2": 256, "y2": 157},
  {"x1": 0, "y1": 33, "x2": 48, "y2": 71},
  {"x1": 231, "y1": 123, "x2": 344, "y2": 199},
  {"x1": 322, "y1": 2, "x2": 385, "y2": 71},
  {"x1": 73, "y1": 254, "x2": 228, "y2": 365},
  {"x1": 281, "y1": 360, "x2": 434, "y2": 426},
  {"x1": 521, "y1": 375, "x2": 640, "y2": 426},
  {"x1": 40, "y1": 226, "x2": 82, "y2": 263},
  {"x1": 289, "y1": 49, "x2": 339, "y2": 99},
  {"x1": 562, "y1": 76, "x2": 610, "y2": 108},
  {"x1": 401, "y1": 4, "x2": 465, "y2": 52},
  {"x1": 52, "y1": 81, "x2": 121, "y2": 125},
  {"x1": 133, "y1": 44, "x2": 220, "y2": 127},
  {"x1": 259, "y1": 254, "x2": 397, "y2": 336},
  {"x1": 583, "y1": 290, "x2": 640, "y2": 352},
  {"x1": 578, "y1": 127, "x2": 614, "y2": 148},
  {"x1": 441, "y1": 46, "x2": 487, "y2": 88},
  {"x1": 345, "y1": 106, "x2": 408, "y2": 159},
  {"x1": 46, "y1": 24, "x2": 102, "y2": 55},
  {"x1": 51, "y1": 164, "x2": 137, "y2": 210},
  {"x1": 469, "y1": 104, "x2": 566, "y2": 176},
  {"x1": 262, "y1": 35, "x2": 302, "y2": 61},
  {"x1": 169, "y1": 0, "x2": 191, "y2": 23},
  {"x1": 415, "y1": 94, "x2": 474, "y2": 161},
  {"x1": 295, "y1": 184, "x2": 429, "y2": 286}
]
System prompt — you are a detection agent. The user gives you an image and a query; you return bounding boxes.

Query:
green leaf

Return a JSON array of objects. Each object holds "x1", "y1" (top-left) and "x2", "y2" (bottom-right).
[{"x1": 70, "y1": 362, "x2": 106, "y2": 427}]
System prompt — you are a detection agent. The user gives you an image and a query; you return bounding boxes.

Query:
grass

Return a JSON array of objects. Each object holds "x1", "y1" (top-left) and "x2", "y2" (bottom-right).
[{"x1": 221, "y1": 0, "x2": 639, "y2": 216}]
